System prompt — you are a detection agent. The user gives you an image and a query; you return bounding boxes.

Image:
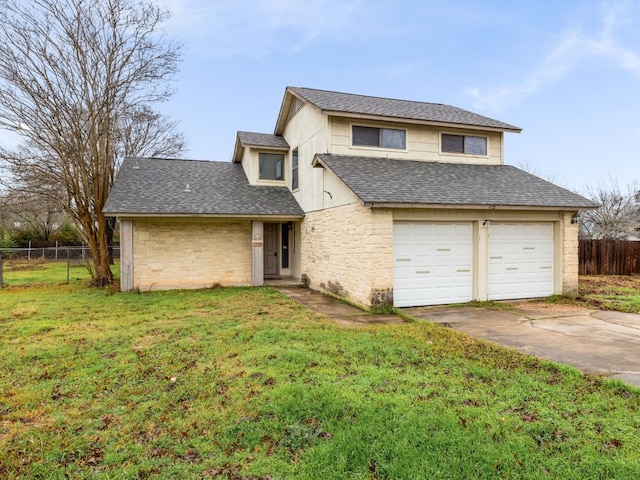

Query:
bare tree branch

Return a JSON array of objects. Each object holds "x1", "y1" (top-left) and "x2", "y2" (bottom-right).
[
  {"x1": 0, "y1": 0, "x2": 185, "y2": 285},
  {"x1": 579, "y1": 179, "x2": 640, "y2": 239}
]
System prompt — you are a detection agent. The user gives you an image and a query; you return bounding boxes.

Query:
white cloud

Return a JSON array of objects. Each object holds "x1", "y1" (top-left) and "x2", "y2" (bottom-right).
[
  {"x1": 161, "y1": 0, "x2": 364, "y2": 58},
  {"x1": 467, "y1": 0, "x2": 640, "y2": 111}
]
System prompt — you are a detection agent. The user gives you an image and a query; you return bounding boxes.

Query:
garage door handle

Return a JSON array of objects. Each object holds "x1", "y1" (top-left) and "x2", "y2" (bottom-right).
[
  {"x1": 457, "y1": 269, "x2": 470, "y2": 273},
  {"x1": 490, "y1": 256, "x2": 502, "y2": 259},
  {"x1": 396, "y1": 258, "x2": 411, "y2": 262},
  {"x1": 540, "y1": 266, "x2": 552, "y2": 270},
  {"x1": 506, "y1": 267, "x2": 518, "y2": 271},
  {"x1": 415, "y1": 270, "x2": 430, "y2": 274},
  {"x1": 437, "y1": 248, "x2": 451, "y2": 252},
  {"x1": 523, "y1": 247, "x2": 535, "y2": 251}
]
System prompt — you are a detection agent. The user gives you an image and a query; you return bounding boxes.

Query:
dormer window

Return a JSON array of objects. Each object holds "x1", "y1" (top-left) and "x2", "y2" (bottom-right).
[
  {"x1": 441, "y1": 134, "x2": 487, "y2": 156},
  {"x1": 352, "y1": 126, "x2": 406, "y2": 150},
  {"x1": 259, "y1": 153, "x2": 284, "y2": 181}
]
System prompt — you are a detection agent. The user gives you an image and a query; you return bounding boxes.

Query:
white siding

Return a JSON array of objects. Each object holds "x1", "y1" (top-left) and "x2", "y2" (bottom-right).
[
  {"x1": 281, "y1": 104, "x2": 330, "y2": 212},
  {"x1": 329, "y1": 117, "x2": 503, "y2": 165}
]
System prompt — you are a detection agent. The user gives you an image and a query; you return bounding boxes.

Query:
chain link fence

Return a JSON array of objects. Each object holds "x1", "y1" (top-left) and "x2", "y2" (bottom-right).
[{"x1": 0, "y1": 245, "x2": 120, "y2": 287}]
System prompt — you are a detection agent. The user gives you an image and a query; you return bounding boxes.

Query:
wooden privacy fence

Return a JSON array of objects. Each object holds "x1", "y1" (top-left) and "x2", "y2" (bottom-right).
[{"x1": 579, "y1": 239, "x2": 640, "y2": 275}]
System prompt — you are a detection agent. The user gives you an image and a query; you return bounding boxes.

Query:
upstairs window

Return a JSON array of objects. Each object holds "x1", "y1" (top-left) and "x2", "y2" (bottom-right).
[
  {"x1": 291, "y1": 149, "x2": 299, "y2": 190},
  {"x1": 441, "y1": 134, "x2": 487, "y2": 156},
  {"x1": 352, "y1": 126, "x2": 406, "y2": 150},
  {"x1": 259, "y1": 153, "x2": 284, "y2": 181}
]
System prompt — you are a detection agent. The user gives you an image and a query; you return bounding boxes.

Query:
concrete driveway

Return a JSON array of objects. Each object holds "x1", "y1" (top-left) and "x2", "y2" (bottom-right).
[{"x1": 404, "y1": 302, "x2": 640, "y2": 387}]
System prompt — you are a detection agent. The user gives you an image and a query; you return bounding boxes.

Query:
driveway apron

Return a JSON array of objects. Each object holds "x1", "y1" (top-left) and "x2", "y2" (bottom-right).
[{"x1": 404, "y1": 303, "x2": 640, "y2": 387}]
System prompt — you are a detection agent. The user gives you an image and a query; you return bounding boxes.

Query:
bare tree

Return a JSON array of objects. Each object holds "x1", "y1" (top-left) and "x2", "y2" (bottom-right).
[
  {"x1": 2, "y1": 189, "x2": 66, "y2": 241},
  {"x1": 0, "y1": 0, "x2": 185, "y2": 285},
  {"x1": 579, "y1": 180, "x2": 640, "y2": 239}
]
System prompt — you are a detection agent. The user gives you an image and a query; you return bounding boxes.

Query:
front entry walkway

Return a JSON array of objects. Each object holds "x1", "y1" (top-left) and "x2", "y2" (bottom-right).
[
  {"x1": 273, "y1": 284, "x2": 640, "y2": 387},
  {"x1": 273, "y1": 285, "x2": 403, "y2": 328},
  {"x1": 405, "y1": 302, "x2": 640, "y2": 387}
]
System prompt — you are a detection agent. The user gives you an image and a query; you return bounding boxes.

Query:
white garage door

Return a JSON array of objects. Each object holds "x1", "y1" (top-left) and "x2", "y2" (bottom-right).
[
  {"x1": 488, "y1": 223, "x2": 554, "y2": 300},
  {"x1": 393, "y1": 222, "x2": 473, "y2": 307}
]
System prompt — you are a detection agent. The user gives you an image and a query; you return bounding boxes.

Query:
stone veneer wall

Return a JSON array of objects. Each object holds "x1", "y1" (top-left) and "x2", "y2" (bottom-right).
[
  {"x1": 301, "y1": 202, "x2": 394, "y2": 308},
  {"x1": 132, "y1": 218, "x2": 252, "y2": 290},
  {"x1": 561, "y1": 212, "x2": 579, "y2": 295}
]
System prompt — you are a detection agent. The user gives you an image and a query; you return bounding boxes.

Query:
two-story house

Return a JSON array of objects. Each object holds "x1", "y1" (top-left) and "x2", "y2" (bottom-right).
[{"x1": 104, "y1": 87, "x2": 597, "y2": 308}]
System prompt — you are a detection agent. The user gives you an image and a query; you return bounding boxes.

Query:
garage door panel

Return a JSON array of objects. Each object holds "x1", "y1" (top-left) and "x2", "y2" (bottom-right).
[
  {"x1": 393, "y1": 222, "x2": 473, "y2": 307},
  {"x1": 489, "y1": 223, "x2": 554, "y2": 300}
]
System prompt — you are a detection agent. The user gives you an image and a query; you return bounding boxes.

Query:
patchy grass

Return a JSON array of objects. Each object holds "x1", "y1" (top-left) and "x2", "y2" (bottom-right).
[
  {"x1": 1, "y1": 268, "x2": 640, "y2": 478},
  {"x1": 578, "y1": 275, "x2": 640, "y2": 313},
  {"x1": 462, "y1": 300, "x2": 516, "y2": 311},
  {"x1": 1, "y1": 258, "x2": 92, "y2": 287}
]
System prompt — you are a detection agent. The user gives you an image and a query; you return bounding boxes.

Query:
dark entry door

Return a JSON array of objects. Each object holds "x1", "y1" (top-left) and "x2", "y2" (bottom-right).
[{"x1": 264, "y1": 223, "x2": 278, "y2": 277}]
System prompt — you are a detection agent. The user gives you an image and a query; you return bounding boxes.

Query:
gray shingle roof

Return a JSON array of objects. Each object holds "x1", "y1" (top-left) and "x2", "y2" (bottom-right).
[
  {"x1": 289, "y1": 87, "x2": 521, "y2": 132},
  {"x1": 314, "y1": 154, "x2": 597, "y2": 209},
  {"x1": 104, "y1": 157, "x2": 304, "y2": 217},
  {"x1": 237, "y1": 131, "x2": 289, "y2": 149}
]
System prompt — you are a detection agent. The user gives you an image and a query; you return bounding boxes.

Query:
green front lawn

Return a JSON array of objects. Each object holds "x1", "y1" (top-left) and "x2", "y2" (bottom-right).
[
  {"x1": 1, "y1": 264, "x2": 639, "y2": 479},
  {"x1": 579, "y1": 275, "x2": 640, "y2": 313}
]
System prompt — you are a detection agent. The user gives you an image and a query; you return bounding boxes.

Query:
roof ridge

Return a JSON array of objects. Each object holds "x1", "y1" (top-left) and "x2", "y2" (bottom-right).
[{"x1": 289, "y1": 86, "x2": 447, "y2": 108}]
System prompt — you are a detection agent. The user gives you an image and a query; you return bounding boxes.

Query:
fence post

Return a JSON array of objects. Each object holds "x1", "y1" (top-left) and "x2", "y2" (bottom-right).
[
  {"x1": 67, "y1": 247, "x2": 70, "y2": 284},
  {"x1": 0, "y1": 250, "x2": 3, "y2": 288},
  {"x1": 28, "y1": 240, "x2": 31, "y2": 260},
  {"x1": 55, "y1": 241, "x2": 58, "y2": 261}
]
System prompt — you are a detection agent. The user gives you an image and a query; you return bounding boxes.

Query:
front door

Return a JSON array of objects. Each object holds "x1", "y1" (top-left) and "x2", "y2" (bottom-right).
[{"x1": 264, "y1": 223, "x2": 278, "y2": 277}]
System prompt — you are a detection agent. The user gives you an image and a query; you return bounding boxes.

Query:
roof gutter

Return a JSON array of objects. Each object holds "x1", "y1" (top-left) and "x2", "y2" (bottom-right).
[
  {"x1": 105, "y1": 213, "x2": 305, "y2": 220},
  {"x1": 364, "y1": 202, "x2": 598, "y2": 211}
]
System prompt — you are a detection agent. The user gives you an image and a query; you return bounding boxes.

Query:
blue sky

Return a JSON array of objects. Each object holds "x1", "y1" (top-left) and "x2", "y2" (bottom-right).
[{"x1": 157, "y1": 0, "x2": 640, "y2": 193}]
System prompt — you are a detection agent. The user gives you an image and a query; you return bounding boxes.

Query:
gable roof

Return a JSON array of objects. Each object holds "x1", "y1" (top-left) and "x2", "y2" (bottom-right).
[
  {"x1": 313, "y1": 154, "x2": 597, "y2": 210},
  {"x1": 104, "y1": 157, "x2": 304, "y2": 217},
  {"x1": 233, "y1": 131, "x2": 289, "y2": 163},
  {"x1": 275, "y1": 86, "x2": 521, "y2": 134}
]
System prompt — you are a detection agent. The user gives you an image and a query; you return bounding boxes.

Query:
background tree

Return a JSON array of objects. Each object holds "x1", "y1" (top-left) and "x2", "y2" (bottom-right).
[
  {"x1": 1, "y1": 189, "x2": 66, "y2": 242},
  {"x1": 579, "y1": 180, "x2": 640, "y2": 239},
  {"x1": 0, "y1": 0, "x2": 185, "y2": 285}
]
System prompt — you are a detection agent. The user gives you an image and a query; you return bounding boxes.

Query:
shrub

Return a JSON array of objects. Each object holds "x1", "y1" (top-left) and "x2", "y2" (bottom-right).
[{"x1": 0, "y1": 231, "x2": 18, "y2": 249}]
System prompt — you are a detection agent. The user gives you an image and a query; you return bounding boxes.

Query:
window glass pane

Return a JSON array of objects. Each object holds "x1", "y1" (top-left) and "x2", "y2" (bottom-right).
[
  {"x1": 464, "y1": 136, "x2": 487, "y2": 155},
  {"x1": 281, "y1": 223, "x2": 289, "y2": 268},
  {"x1": 292, "y1": 149, "x2": 298, "y2": 190},
  {"x1": 259, "y1": 153, "x2": 284, "y2": 180},
  {"x1": 352, "y1": 126, "x2": 379, "y2": 146},
  {"x1": 380, "y1": 128, "x2": 406, "y2": 149},
  {"x1": 442, "y1": 134, "x2": 464, "y2": 153}
]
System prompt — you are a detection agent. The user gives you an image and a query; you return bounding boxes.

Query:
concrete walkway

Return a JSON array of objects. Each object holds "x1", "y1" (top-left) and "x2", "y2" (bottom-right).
[
  {"x1": 274, "y1": 285, "x2": 640, "y2": 387},
  {"x1": 405, "y1": 302, "x2": 640, "y2": 387},
  {"x1": 273, "y1": 285, "x2": 403, "y2": 328}
]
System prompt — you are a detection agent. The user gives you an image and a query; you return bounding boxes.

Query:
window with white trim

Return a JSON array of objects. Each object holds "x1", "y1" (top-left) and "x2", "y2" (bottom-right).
[
  {"x1": 259, "y1": 153, "x2": 284, "y2": 181},
  {"x1": 291, "y1": 148, "x2": 299, "y2": 190},
  {"x1": 441, "y1": 134, "x2": 487, "y2": 155},
  {"x1": 352, "y1": 126, "x2": 406, "y2": 150}
]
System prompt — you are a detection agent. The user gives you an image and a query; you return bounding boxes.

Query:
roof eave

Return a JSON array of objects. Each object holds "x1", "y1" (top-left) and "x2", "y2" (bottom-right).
[
  {"x1": 325, "y1": 111, "x2": 522, "y2": 133},
  {"x1": 107, "y1": 212, "x2": 305, "y2": 220},
  {"x1": 363, "y1": 202, "x2": 598, "y2": 210},
  {"x1": 242, "y1": 144, "x2": 289, "y2": 152},
  {"x1": 274, "y1": 87, "x2": 295, "y2": 135},
  {"x1": 232, "y1": 135, "x2": 243, "y2": 163},
  {"x1": 233, "y1": 136, "x2": 290, "y2": 164},
  {"x1": 274, "y1": 87, "x2": 325, "y2": 135}
]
